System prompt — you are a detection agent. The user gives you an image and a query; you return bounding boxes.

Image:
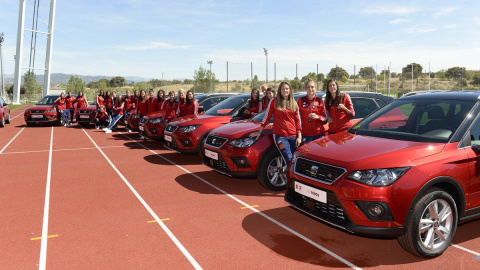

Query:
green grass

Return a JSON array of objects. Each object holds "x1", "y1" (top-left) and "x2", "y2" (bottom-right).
[{"x1": 9, "y1": 102, "x2": 35, "y2": 112}]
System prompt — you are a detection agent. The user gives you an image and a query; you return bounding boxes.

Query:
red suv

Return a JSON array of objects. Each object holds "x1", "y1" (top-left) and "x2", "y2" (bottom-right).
[
  {"x1": 202, "y1": 92, "x2": 393, "y2": 191},
  {"x1": 164, "y1": 94, "x2": 251, "y2": 154},
  {"x1": 140, "y1": 93, "x2": 235, "y2": 140},
  {"x1": 0, "y1": 96, "x2": 11, "y2": 127},
  {"x1": 24, "y1": 95, "x2": 67, "y2": 126},
  {"x1": 285, "y1": 91, "x2": 480, "y2": 258},
  {"x1": 76, "y1": 100, "x2": 97, "y2": 126}
]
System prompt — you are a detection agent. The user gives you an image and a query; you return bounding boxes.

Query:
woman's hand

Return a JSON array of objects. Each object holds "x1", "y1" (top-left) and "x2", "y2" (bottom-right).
[
  {"x1": 296, "y1": 136, "x2": 302, "y2": 147},
  {"x1": 327, "y1": 116, "x2": 334, "y2": 123},
  {"x1": 249, "y1": 131, "x2": 261, "y2": 138},
  {"x1": 309, "y1": 113, "x2": 319, "y2": 120}
]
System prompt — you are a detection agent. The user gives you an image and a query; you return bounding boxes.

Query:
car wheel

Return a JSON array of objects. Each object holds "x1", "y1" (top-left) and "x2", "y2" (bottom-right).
[
  {"x1": 397, "y1": 188, "x2": 457, "y2": 258},
  {"x1": 26, "y1": 121, "x2": 36, "y2": 127},
  {"x1": 257, "y1": 149, "x2": 287, "y2": 191},
  {"x1": 198, "y1": 132, "x2": 210, "y2": 159},
  {"x1": 5, "y1": 112, "x2": 10, "y2": 124},
  {"x1": 0, "y1": 114, "x2": 5, "y2": 127},
  {"x1": 57, "y1": 113, "x2": 65, "y2": 126}
]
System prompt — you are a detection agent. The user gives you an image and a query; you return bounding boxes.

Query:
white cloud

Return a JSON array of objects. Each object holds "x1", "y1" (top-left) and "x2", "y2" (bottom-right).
[
  {"x1": 122, "y1": 42, "x2": 191, "y2": 51},
  {"x1": 363, "y1": 6, "x2": 418, "y2": 15},
  {"x1": 433, "y1": 6, "x2": 459, "y2": 19},
  {"x1": 389, "y1": 18, "x2": 409, "y2": 24},
  {"x1": 404, "y1": 27, "x2": 438, "y2": 34},
  {"x1": 444, "y1": 24, "x2": 457, "y2": 29}
]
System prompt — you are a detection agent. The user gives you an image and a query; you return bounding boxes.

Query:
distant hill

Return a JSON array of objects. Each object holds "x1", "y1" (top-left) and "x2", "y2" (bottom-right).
[{"x1": 3, "y1": 73, "x2": 154, "y2": 85}]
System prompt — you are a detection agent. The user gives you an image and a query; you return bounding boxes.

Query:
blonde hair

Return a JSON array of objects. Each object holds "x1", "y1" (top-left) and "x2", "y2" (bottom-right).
[
  {"x1": 276, "y1": 82, "x2": 297, "y2": 112},
  {"x1": 177, "y1": 88, "x2": 185, "y2": 102},
  {"x1": 304, "y1": 78, "x2": 315, "y2": 89}
]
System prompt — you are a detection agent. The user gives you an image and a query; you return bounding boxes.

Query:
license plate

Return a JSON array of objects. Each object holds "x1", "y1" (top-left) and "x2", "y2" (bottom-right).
[
  {"x1": 294, "y1": 181, "x2": 327, "y2": 203},
  {"x1": 139, "y1": 126, "x2": 144, "y2": 131},
  {"x1": 80, "y1": 115, "x2": 89, "y2": 119},
  {"x1": 164, "y1": 134, "x2": 172, "y2": 142},
  {"x1": 205, "y1": 149, "x2": 218, "y2": 160},
  {"x1": 31, "y1": 115, "x2": 43, "y2": 118}
]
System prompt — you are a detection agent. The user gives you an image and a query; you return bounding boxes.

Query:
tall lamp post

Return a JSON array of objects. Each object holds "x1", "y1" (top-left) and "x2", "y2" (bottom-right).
[
  {"x1": 0, "y1": 33, "x2": 5, "y2": 98},
  {"x1": 207, "y1": 60, "x2": 213, "y2": 93},
  {"x1": 263, "y1": 48, "x2": 268, "y2": 84}
]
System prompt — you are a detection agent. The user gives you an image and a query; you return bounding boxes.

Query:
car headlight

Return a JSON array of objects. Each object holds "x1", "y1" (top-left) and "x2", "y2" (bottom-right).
[
  {"x1": 178, "y1": 125, "x2": 200, "y2": 132},
  {"x1": 228, "y1": 137, "x2": 259, "y2": 148},
  {"x1": 149, "y1": 117, "x2": 162, "y2": 124},
  {"x1": 347, "y1": 167, "x2": 410, "y2": 187},
  {"x1": 47, "y1": 109, "x2": 56, "y2": 113},
  {"x1": 132, "y1": 114, "x2": 140, "y2": 119},
  {"x1": 25, "y1": 109, "x2": 30, "y2": 113}
]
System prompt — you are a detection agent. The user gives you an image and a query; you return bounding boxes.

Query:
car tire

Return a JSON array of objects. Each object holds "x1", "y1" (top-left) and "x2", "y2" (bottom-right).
[
  {"x1": 57, "y1": 113, "x2": 65, "y2": 126},
  {"x1": 397, "y1": 188, "x2": 457, "y2": 258},
  {"x1": 257, "y1": 148, "x2": 287, "y2": 191},
  {"x1": 5, "y1": 112, "x2": 10, "y2": 124},
  {"x1": 197, "y1": 132, "x2": 210, "y2": 159},
  {"x1": 0, "y1": 114, "x2": 4, "y2": 127},
  {"x1": 26, "y1": 122, "x2": 36, "y2": 127}
]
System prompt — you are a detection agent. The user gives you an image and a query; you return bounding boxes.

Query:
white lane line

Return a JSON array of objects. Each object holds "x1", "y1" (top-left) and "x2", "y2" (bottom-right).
[
  {"x1": 81, "y1": 128, "x2": 202, "y2": 270},
  {"x1": 0, "y1": 127, "x2": 26, "y2": 154},
  {"x1": 452, "y1": 244, "x2": 480, "y2": 257},
  {"x1": 38, "y1": 126, "x2": 54, "y2": 270},
  {"x1": 1, "y1": 145, "x2": 126, "y2": 155},
  {"x1": 118, "y1": 132, "x2": 362, "y2": 270}
]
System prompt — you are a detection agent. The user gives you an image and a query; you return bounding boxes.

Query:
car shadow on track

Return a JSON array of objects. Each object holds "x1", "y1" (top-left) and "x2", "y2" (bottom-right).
[
  {"x1": 453, "y1": 219, "x2": 480, "y2": 245},
  {"x1": 242, "y1": 207, "x2": 424, "y2": 268},
  {"x1": 174, "y1": 171, "x2": 284, "y2": 197},
  {"x1": 144, "y1": 152, "x2": 202, "y2": 166}
]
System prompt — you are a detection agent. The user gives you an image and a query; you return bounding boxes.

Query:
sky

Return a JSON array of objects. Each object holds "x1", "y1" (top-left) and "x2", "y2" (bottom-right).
[{"x1": 1, "y1": 0, "x2": 480, "y2": 82}]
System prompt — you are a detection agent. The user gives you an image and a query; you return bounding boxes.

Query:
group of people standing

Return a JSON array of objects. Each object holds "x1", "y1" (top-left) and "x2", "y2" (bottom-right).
[
  {"x1": 53, "y1": 91, "x2": 89, "y2": 127},
  {"x1": 94, "y1": 88, "x2": 199, "y2": 136},
  {"x1": 250, "y1": 79, "x2": 355, "y2": 167}
]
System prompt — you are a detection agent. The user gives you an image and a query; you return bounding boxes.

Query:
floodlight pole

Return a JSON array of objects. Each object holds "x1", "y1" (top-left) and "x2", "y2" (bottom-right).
[
  {"x1": 263, "y1": 48, "x2": 268, "y2": 84},
  {"x1": 207, "y1": 60, "x2": 213, "y2": 93},
  {"x1": 0, "y1": 33, "x2": 5, "y2": 98}
]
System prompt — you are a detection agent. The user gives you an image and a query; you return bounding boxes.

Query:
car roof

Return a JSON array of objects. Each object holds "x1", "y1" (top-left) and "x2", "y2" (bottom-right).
[
  {"x1": 293, "y1": 91, "x2": 394, "y2": 102},
  {"x1": 399, "y1": 90, "x2": 480, "y2": 100}
]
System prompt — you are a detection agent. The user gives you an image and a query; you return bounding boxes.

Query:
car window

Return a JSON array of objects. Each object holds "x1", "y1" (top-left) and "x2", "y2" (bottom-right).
[
  {"x1": 352, "y1": 98, "x2": 379, "y2": 119},
  {"x1": 464, "y1": 114, "x2": 480, "y2": 147},
  {"x1": 205, "y1": 95, "x2": 249, "y2": 116}
]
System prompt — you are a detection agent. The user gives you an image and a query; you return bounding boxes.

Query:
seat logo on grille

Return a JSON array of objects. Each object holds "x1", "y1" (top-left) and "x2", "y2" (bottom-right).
[
  {"x1": 309, "y1": 165, "x2": 318, "y2": 176},
  {"x1": 212, "y1": 138, "x2": 216, "y2": 144}
]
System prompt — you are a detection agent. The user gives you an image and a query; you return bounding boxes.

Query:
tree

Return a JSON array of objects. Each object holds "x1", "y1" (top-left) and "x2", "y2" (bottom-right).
[
  {"x1": 301, "y1": 72, "x2": 317, "y2": 84},
  {"x1": 472, "y1": 73, "x2": 480, "y2": 85},
  {"x1": 7, "y1": 85, "x2": 26, "y2": 94},
  {"x1": 67, "y1": 76, "x2": 85, "y2": 93},
  {"x1": 251, "y1": 75, "x2": 260, "y2": 89},
  {"x1": 133, "y1": 81, "x2": 153, "y2": 91},
  {"x1": 446, "y1": 67, "x2": 466, "y2": 80},
  {"x1": 358, "y1": 67, "x2": 375, "y2": 79},
  {"x1": 98, "y1": 78, "x2": 110, "y2": 91},
  {"x1": 402, "y1": 63, "x2": 423, "y2": 79},
  {"x1": 290, "y1": 77, "x2": 303, "y2": 91},
  {"x1": 110, "y1": 76, "x2": 126, "y2": 87},
  {"x1": 87, "y1": 81, "x2": 98, "y2": 89},
  {"x1": 23, "y1": 70, "x2": 41, "y2": 94},
  {"x1": 317, "y1": 73, "x2": 325, "y2": 82},
  {"x1": 193, "y1": 66, "x2": 219, "y2": 93},
  {"x1": 172, "y1": 79, "x2": 182, "y2": 85},
  {"x1": 183, "y1": 79, "x2": 193, "y2": 85},
  {"x1": 327, "y1": 67, "x2": 349, "y2": 81}
]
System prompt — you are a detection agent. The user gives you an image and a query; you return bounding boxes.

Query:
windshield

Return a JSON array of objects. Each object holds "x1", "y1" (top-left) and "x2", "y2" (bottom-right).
[
  {"x1": 205, "y1": 95, "x2": 249, "y2": 116},
  {"x1": 351, "y1": 98, "x2": 476, "y2": 143},
  {"x1": 36, "y1": 96, "x2": 59, "y2": 105}
]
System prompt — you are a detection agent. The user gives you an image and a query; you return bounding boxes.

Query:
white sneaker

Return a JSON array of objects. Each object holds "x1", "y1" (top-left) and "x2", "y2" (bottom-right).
[
  {"x1": 127, "y1": 129, "x2": 132, "y2": 133},
  {"x1": 139, "y1": 136, "x2": 145, "y2": 140},
  {"x1": 102, "y1": 128, "x2": 108, "y2": 131},
  {"x1": 105, "y1": 129, "x2": 112, "y2": 133},
  {"x1": 68, "y1": 123, "x2": 73, "y2": 127},
  {"x1": 95, "y1": 126, "x2": 100, "y2": 129}
]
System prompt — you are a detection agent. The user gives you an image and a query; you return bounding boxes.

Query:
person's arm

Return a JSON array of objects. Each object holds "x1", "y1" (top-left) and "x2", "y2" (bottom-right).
[
  {"x1": 194, "y1": 100, "x2": 199, "y2": 117},
  {"x1": 295, "y1": 107, "x2": 302, "y2": 147},
  {"x1": 337, "y1": 94, "x2": 355, "y2": 117},
  {"x1": 250, "y1": 98, "x2": 274, "y2": 138}
]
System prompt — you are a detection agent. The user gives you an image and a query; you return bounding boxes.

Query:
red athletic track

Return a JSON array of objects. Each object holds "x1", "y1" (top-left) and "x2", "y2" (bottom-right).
[{"x1": 1, "y1": 105, "x2": 480, "y2": 269}]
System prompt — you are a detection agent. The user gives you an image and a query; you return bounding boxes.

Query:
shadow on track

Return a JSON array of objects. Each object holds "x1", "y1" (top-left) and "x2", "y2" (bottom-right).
[
  {"x1": 174, "y1": 171, "x2": 284, "y2": 197},
  {"x1": 242, "y1": 207, "x2": 424, "y2": 268}
]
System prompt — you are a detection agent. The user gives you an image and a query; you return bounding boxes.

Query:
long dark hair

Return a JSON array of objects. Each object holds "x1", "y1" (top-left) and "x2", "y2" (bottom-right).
[
  {"x1": 325, "y1": 79, "x2": 342, "y2": 109},
  {"x1": 98, "y1": 89, "x2": 105, "y2": 98},
  {"x1": 139, "y1": 90, "x2": 147, "y2": 102},
  {"x1": 186, "y1": 90, "x2": 195, "y2": 106},
  {"x1": 157, "y1": 90, "x2": 165, "y2": 102},
  {"x1": 248, "y1": 88, "x2": 260, "y2": 108}
]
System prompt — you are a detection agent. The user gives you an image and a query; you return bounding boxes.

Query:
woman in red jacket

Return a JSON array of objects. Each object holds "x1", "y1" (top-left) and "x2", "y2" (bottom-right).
[
  {"x1": 325, "y1": 79, "x2": 355, "y2": 134},
  {"x1": 146, "y1": 89, "x2": 157, "y2": 113},
  {"x1": 54, "y1": 93, "x2": 71, "y2": 127},
  {"x1": 132, "y1": 90, "x2": 140, "y2": 107},
  {"x1": 156, "y1": 90, "x2": 165, "y2": 112},
  {"x1": 298, "y1": 78, "x2": 327, "y2": 143},
  {"x1": 185, "y1": 90, "x2": 199, "y2": 117},
  {"x1": 104, "y1": 90, "x2": 114, "y2": 119},
  {"x1": 161, "y1": 91, "x2": 178, "y2": 123},
  {"x1": 105, "y1": 96, "x2": 125, "y2": 133},
  {"x1": 76, "y1": 91, "x2": 88, "y2": 109},
  {"x1": 244, "y1": 88, "x2": 260, "y2": 118},
  {"x1": 96, "y1": 89, "x2": 105, "y2": 110},
  {"x1": 176, "y1": 89, "x2": 188, "y2": 117},
  {"x1": 95, "y1": 106, "x2": 109, "y2": 129},
  {"x1": 136, "y1": 90, "x2": 148, "y2": 117},
  {"x1": 250, "y1": 82, "x2": 301, "y2": 166}
]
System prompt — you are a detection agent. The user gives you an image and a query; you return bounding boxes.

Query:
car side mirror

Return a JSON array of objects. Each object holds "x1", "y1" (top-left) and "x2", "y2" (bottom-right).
[{"x1": 3, "y1": 103, "x2": 6, "y2": 107}]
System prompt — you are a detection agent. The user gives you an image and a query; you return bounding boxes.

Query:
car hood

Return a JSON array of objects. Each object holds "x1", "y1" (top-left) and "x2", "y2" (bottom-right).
[
  {"x1": 168, "y1": 115, "x2": 230, "y2": 126},
  {"x1": 145, "y1": 111, "x2": 163, "y2": 118},
  {"x1": 296, "y1": 132, "x2": 445, "y2": 169},
  {"x1": 83, "y1": 105, "x2": 96, "y2": 110},
  {"x1": 27, "y1": 105, "x2": 54, "y2": 110},
  {"x1": 209, "y1": 120, "x2": 273, "y2": 138}
]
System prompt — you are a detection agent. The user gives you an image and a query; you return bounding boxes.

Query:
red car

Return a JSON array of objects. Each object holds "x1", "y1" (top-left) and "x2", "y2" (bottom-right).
[
  {"x1": 76, "y1": 100, "x2": 97, "y2": 126},
  {"x1": 285, "y1": 90, "x2": 480, "y2": 258},
  {"x1": 0, "y1": 96, "x2": 11, "y2": 127},
  {"x1": 140, "y1": 93, "x2": 236, "y2": 140},
  {"x1": 202, "y1": 92, "x2": 393, "y2": 191},
  {"x1": 164, "y1": 94, "x2": 251, "y2": 154},
  {"x1": 24, "y1": 95, "x2": 67, "y2": 126}
]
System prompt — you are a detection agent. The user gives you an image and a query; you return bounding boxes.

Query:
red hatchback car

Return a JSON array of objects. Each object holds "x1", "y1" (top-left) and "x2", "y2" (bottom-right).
[
  {"x1": 0, "y1": 96, "x2": 11, "y2": 127},
  {"x1": 76, "y1": 100, "x2": 97, "y2": 126},
  {"x1": 164, "y1": 94, "x2": 251, "y2": 154},
  {"x1": 285, "y1": 91, "x2": 480, "y2": 258},
  {"x1": 202, "y1": 92, "x2": 394, "y2": 191},
  {"x1": 24, "y1": 95, "x2": 67, "y2": 126}
]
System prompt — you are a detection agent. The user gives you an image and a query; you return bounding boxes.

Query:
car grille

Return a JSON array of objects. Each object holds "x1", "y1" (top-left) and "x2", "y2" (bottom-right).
[
  {"x1": 30, "y1": 110, "x2": 45, "y2": 113},
  {"x1": 164, "y1": 140, "x2": 178, "y2": 150},
  {"x1": 165, "y1": 125, "x2": 177, "y2": 133},
  {"x1": 285, "y1": 179, "x2": 350, "y2": 226},
  {"x1": 294, "y1": 158, "x2": 346, "y2": 184},
  {"x1": 140, "y1": 117, "x2": 149, "y2": 124},
  {"x1": 79, "y1": 110, "x2": 92, "y2": 114},
  {"x1": 205, "y1": 135, "x2": 227, "y2": 148},
  {"x1": 203, "y1": 154, "x2": 229, "y2": 172}
]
